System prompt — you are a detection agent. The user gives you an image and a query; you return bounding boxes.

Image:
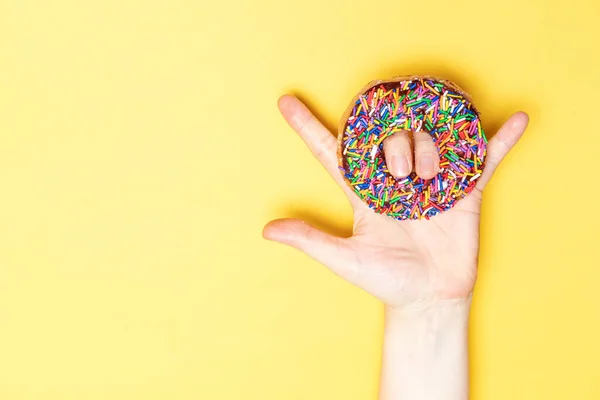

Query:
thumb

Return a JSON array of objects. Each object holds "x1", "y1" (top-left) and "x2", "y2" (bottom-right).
[{"x1": 262, "y1": 218, "x2": 355, "y2": 278}]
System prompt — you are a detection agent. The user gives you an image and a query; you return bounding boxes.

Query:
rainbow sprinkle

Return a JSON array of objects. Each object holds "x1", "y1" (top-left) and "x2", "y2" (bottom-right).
[{"x1": 338, "y1": 77, "x2": 487, "y2": 220}]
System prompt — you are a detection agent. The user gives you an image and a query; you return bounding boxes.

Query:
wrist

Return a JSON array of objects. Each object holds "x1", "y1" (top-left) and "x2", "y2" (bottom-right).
[
  {"x1": 379, "y1": 298, "x2": 472, "y2": 400},
  {"x1": 384, "y1": 296, "x2": 472, "y2": 326}
]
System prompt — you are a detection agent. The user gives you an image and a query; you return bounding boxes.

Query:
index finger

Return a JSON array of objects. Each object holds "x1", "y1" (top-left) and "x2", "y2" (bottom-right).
[{"x1": 278, "y1": 95, "x2": 360, "y2": 204}]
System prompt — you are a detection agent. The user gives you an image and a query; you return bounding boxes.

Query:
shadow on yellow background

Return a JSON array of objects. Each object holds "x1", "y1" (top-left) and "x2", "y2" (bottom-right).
[{"x1": 0, "y1": 0, "x2": 598, "y2": 399}]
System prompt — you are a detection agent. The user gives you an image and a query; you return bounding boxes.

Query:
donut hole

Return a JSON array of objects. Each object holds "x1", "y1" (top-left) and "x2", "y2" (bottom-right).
[{"x1": 380, "y1": 129, "x2": 443, "y2": 178}]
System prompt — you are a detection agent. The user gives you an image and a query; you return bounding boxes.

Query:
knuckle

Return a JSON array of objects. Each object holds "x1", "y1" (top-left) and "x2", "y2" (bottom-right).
[
  {"x1": 296, "y1": 114, "x2": 315, "y2": 134},
  {"x1": 315, "y1": 134, "x2": 335, "y2": 156}
]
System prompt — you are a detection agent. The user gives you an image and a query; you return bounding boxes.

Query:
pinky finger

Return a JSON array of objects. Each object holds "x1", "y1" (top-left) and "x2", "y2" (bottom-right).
[{"x1": 476, "y1": 112, "x2": 529, "y2": 191}]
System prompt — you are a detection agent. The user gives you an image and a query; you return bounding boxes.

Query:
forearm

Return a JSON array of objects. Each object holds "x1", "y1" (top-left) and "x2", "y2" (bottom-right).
[{"x1": 379, "y1": 298, "x2": 471, "y2": 400}]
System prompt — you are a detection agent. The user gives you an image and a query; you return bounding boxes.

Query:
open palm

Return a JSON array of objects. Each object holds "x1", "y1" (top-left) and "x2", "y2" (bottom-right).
[{"x1": 264, "y1": 95, "x2": 528, "y2": 308}]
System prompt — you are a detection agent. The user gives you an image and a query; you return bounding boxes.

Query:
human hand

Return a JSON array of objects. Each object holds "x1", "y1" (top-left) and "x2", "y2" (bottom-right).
[{"x1": 263, "y1": 95, "x2": 528, "y2": 310}]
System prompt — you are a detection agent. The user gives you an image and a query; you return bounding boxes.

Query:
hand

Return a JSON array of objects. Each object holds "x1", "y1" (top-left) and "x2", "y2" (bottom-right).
[{"x1": 264, "y1": 95, "x2": 528, "y2": 310}]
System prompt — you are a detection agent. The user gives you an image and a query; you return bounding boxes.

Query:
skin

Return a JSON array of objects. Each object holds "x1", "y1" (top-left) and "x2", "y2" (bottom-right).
[{"x1": 263, "y1": 94, "x2": 529, "y2": 399}]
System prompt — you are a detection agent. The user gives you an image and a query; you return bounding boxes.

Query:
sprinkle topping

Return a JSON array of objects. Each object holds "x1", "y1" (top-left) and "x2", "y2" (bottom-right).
[{"x1": 338, "y1": 77, "x2": 487, "y2": 220}]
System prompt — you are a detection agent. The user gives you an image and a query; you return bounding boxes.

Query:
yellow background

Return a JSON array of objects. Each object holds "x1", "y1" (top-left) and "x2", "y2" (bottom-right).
[{"x1": 1, "y1": 0, "x2": 599, "y2": 398}]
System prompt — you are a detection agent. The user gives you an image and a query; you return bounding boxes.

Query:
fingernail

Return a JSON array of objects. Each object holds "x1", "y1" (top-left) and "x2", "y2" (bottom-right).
[
  {"x1": 420, "y1": 155, "x2": 435, "y2": 175},
  {"x1": 390, "y1": 155, "x2": 410, "y2": 177}
]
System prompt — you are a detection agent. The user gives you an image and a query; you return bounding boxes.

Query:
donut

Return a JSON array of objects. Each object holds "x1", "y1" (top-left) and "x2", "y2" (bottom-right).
[{"x1": 337, "y1": 76, "x2": 487, "y2": 220}]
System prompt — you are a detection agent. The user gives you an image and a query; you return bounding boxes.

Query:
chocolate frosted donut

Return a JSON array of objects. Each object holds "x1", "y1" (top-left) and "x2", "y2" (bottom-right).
[{"x1": 338, "y1": 76, "x2": 487, "y2": 220}]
